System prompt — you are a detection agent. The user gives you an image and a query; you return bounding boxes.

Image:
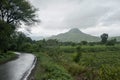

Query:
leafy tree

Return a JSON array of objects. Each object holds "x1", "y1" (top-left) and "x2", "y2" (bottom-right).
[
  {"x1": 20, "y1": 42, "x2": 33, "y2": 52},
  {"x1": 0, "y1": 0, "x2": 38, "y2": 26},
  {"x1": 0, "y1": 0, "x2": 38, "y2": 52},
  {"x1": 9, "y1": 32, "x2": 33, "y2": 51},
  {"x1": 46, "y1": 39, "x2": 59, "y2": 46},
  {"x1": 89, "y1": 42, "x2": 95, "y2": 46},
  {"x1": 100, "y1": 33, "x2": 108, "y2": 44},
  {"x1": 0, "y1": 20, "x2": 15, "y2": 52},
  {"x1": 81, "y1": 41, "x2": 88, "y2": 45}
]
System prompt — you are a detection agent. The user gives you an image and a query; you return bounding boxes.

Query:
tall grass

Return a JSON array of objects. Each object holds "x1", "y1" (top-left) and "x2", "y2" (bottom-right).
[
  {"x1": 60, "y1": 45, "x2": 120, "y2": 53},
  {"x1": 34, "y1": 44, "x2": 120, "y2": 80},
  {"x1": 60, "y1": 45, "x2": 120, "y2": 80},
  {"x1": 34, "y1": 52, "x2": 73, "y2": 80}
]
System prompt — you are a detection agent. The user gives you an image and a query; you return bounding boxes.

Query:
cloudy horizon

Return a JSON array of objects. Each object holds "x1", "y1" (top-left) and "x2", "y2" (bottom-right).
[{"x1": 20, "y1": 0, "x2": 120, "y2": 38}]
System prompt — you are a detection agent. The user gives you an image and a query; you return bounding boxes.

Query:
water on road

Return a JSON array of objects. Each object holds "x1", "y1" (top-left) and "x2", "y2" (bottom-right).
[{"x1": 0, "y1": 52, "x2": 36, "y2": 80}]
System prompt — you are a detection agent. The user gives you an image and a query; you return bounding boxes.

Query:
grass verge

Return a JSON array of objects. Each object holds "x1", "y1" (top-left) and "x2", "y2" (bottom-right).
[
  {"x1": 34, "y1": 52, "x2": 73, "y2": 80},
  {"x1": 0, "y1": 51, "x2": 17, "y2": 64}
]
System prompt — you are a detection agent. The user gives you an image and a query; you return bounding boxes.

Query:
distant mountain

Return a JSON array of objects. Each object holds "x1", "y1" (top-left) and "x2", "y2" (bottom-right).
[
  {"x1": 31, "y1": 36, "x2": 44, "y2": 40},
  {"x1": 110, "y1": 36, "x2": 120, "y2": 41},
  {"x1": 48, "y1": 28, "x2": 100, "y2": 42}
]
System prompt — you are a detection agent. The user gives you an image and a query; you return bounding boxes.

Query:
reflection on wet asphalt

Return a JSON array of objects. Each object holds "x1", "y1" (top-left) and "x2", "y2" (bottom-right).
[{"x1": 0, "y1": 52, "x2": 35, "y2": 80}]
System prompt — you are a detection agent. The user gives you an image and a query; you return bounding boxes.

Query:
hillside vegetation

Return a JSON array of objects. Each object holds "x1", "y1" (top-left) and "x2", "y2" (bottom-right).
[
  {"x1": 48, "y1": 28, "x2": 100, "y2": 42},
  {"x1": 33, "y1": 43, "x2": 120, "y2": 80},
  {"x1": 48, "y1": 28, "x2": 120, "y2": 43}
]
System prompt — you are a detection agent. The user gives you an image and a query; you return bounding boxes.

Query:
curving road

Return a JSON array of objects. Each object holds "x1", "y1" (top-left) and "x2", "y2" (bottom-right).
[{"x1": 0, "y1": 52, "x2": 36, "y2": 80}]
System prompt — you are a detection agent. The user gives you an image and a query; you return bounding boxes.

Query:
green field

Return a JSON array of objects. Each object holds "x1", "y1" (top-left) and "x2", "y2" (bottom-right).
[{"x1": 34, "y1": 45, "x2": 120, "y2": 80}]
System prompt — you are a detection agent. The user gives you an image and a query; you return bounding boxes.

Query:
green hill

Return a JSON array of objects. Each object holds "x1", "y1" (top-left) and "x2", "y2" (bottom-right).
[
  {"x1": 110, "y1": 36, "x2": 120, "y2": 41},
  {"x1": 48, "y1": 28, "x2": 100, "y2": 42}
]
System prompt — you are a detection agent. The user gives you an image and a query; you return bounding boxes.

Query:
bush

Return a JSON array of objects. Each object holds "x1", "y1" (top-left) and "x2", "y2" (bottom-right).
[
  {"x1": 0, "y1": 51, "x2": 17, "y2": 64},
  {"x1": 81, "y1": 41, "x2": 88, "y2": 45},
  {"x1": 66, "y1": 62, "x2": 86, "y2": 76},
  {"x1": 106, "y1": 39, "x2": 116, "y2": 46},
  {"x1": 42, "y1": 63, "x2": 73, "y2": 80}
]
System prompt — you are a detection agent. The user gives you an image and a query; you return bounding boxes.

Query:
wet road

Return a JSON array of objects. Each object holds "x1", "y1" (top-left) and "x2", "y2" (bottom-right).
[{"x1": 0, "y1": 52, "x2": 36, "y2": 80}]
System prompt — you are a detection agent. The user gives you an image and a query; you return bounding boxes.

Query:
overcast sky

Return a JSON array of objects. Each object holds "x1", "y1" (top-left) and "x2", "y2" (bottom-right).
[{"x1": 20, "y1": 0, "x2": 120, "y2": 37}]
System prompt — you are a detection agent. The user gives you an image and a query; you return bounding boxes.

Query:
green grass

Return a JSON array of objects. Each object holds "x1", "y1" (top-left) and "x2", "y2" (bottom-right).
[
  {"x1": 81, "y1": 51, "x2": 120, "y2": 80},
  {"x1": 34, "y1": 44, "x2": 120, "y2": 80},
  {"x1": 79, "y1": 51, "x2": 120, "y2": 68},
  {"x1": 60, "y1": 45, "x2": 120, "y2": 53},
  {"x1": 60, "y1": 45, "x2": 120, "y2": 80},
  {"x1": 34, "y1": 52, "x2": 73, "y2": 80},
  {"x1": 0, "y1": 51, "x2": 17, "y2": 64}
]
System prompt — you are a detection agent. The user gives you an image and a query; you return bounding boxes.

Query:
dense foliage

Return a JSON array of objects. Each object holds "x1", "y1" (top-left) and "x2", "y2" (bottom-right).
[
  {"x1": 101, "y1": 33, "x2": 108, "y2": 44},
  {"x1": 0, "y1": 0, "x2": 38, "y2": 25},
  {"x1": 0, "y1": 20, "x2": 15, "y2": 52},
  {"x1": 0, "y1": 0, "x2": 38, "y2": 53},
  {"x1": 34, "y1": 52, "x2": 73, "y2": 80},
  {"x1": 1, "y1": 30, "x2": 120, "y2": 80},
  {"x1": 0, "y1": 51, "x2": 16, "y2": 64},
  {"x1": 28, "y1": 39, "x2": 120, "y2": 80},
  {"x1": 1, "y1": 1, "x2": 120, "y2": 80}
]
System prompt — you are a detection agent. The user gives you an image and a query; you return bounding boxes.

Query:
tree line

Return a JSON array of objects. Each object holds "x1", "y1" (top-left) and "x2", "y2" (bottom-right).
[
  {"x1": 0, "y1": 0, "x2": 118, "y2": 54},
  {"x1": 0, "y1": 0, "x2": 38, "y2": 53}
]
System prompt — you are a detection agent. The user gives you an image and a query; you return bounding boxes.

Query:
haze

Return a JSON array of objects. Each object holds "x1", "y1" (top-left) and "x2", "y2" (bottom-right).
[{"x1": 19, "y1": 0, "x2": 120, "y2": 39}]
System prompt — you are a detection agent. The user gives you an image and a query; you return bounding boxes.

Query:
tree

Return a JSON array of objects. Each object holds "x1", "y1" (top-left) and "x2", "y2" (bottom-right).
[
  {"x1": 81, "y1": 41, "x2": 88, "y2": 45},
  {"x1": 0, "y1": 0, "x2": 38, "y2": 52},
  {"x1": 0, "y1": 20, "x2": 15, "y2": 53},
  {"x1": 0, "y1": 0, "x2": 38, "y2": 26},
  {"x1": 100, "y1": 33, "x2": 108, "y2": 44},
  {"x1": 9, "y1": 32, "x2": 33, "y2": 51}
]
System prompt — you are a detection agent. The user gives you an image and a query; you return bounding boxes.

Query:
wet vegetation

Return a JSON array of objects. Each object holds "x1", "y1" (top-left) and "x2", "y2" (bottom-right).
[
  {"x1": 0, "y1": 0, "x2": 120, "y2": 80},
  {"x1": 1, "y1": 29, "x2": 120, "y2": 80},
  {"x1": 32, "y1": 40, "x2": 120, "y2": 80},
  {"x1": 8, "y1": 36, "x2": 118, "y2": 80},
  {"x1": 0, "y1": 51, "x2": 17, "y2": 64},
  {"x1": 0, "y1": 0, "x2": 38, "y2": 63}
]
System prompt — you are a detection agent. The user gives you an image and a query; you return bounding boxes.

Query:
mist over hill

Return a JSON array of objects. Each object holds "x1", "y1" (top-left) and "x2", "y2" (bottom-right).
[{"x1": 31, "y1": 36, "x2": 44, "y2": 40}]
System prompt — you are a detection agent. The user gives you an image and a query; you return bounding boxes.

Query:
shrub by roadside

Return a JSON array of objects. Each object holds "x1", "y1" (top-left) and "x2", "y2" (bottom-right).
[
  {"x1": 0, "y1": 51, "x2": 17, "y2": 64},
  {"x1": 34, "y1": 52, "x2": 73, "y2": 80}
]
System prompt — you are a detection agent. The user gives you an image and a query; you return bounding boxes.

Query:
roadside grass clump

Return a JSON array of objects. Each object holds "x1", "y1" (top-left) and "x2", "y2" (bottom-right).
[
  {"x1": 34, "y1": 52, "x2": 73, "y2": 80},
  {"x1": 0, "y1": 51, "x2": 17, "y2": 64},
  {"x1": 65, "y1": 62, "x2": 86, "y2": 76},
  {"x1": 57, "y1": 52, "x2": 99, "y2": 80},
  {"x1": 60, "y1": 60, "x2": 99, "y2": 80}
]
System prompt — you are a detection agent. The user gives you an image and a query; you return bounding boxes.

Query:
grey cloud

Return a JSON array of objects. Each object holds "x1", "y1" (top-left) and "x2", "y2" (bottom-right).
[
  {"x1": 64, "y1": 0, "x2": 120, "y2": 29},
  {"x1": 26, "y1": 0, "x2": 120, "y2": 36},
  {"x1": 64, "y1": 6, "x2": 110, "y2": 28},
  {"x1": 101, "y1": 9, "x2": 120, "y2": 26}
]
